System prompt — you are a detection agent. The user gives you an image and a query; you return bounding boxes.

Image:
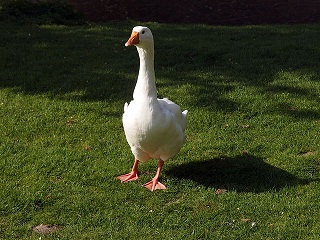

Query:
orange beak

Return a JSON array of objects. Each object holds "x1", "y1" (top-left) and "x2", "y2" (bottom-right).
[{"x1": 125, "y1": 31, "x2": 140, "y2": 47}]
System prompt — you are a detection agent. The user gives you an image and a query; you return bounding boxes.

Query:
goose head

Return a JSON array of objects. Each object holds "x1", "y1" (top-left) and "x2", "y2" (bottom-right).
[{"x1": 125, "y1": 26, "x2": 153, "y2": 48}]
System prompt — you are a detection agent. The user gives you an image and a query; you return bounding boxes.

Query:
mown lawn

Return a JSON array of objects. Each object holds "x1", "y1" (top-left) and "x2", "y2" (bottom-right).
[{"x1": 0, "y1": 21, "x2": 319, "y2": 239}]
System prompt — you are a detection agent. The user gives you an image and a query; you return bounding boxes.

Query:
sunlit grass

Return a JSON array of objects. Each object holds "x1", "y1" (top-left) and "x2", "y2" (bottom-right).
[{"x1": 0, "y1": 22, "x2": 319, "y2": 239}]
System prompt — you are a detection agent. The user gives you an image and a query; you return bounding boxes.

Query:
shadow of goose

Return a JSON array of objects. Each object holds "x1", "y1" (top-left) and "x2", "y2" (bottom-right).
[{"x1": 167, "y1": 154, "x2": 310, "y2": 193}]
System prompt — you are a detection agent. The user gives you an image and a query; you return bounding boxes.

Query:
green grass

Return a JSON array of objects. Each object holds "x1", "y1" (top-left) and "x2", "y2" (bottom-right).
[{"x1": 0, "y1": 21, "x2": 320, "y2": 239}]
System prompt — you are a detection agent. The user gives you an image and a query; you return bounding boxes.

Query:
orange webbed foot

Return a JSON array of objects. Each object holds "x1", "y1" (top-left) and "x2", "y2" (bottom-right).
[
  {"x1": 143, "y1": 179, "x2": 166, "y2": 191},
  {"x1": 116, "y1": 171, "x2": 139, "y2": 182}
]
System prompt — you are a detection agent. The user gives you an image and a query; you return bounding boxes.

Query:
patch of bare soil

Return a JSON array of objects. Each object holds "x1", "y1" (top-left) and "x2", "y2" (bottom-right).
[{"x1": 32, "y1": 224, "x2": 61, "y2": 235}]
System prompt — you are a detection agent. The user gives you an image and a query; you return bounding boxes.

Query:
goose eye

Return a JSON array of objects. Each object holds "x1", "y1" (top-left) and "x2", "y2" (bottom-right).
[{"x1": 141, "y1": 30, "x2": 145, "y2": 34}]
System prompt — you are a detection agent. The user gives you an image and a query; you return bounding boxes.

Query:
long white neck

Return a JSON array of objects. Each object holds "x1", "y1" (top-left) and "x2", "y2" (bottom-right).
[{"x1": 133, "y1": 43, "x2": 157, "y2": 101}]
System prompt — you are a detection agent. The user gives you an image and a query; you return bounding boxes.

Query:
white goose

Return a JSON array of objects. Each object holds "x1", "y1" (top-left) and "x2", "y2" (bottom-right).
[{"x1": 117, "y1": 26, "x2": 188, "y2": 191}]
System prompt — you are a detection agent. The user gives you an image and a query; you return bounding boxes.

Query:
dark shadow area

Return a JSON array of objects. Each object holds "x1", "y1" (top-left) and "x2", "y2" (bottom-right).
[
  {"x1": 1, "y1": 23, "x2": 320, "y2": 118},
  {"x1": 152, "y1": 24, "x2": 320, "y2": 117},
  {"x1": 275, "y1": 103, "x2": 320, "y2": 120},
  {"x1": 166, "y1": 154, "x2": 311, "y2": 193},
  {"x1": 0, "y1": 22, "x2": 136, "y2": 103}
]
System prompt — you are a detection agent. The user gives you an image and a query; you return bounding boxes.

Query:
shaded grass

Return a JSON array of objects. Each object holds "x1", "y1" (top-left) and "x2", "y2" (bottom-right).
[{"x1": 0, "y1": 21, "x2": 319, "y2": 239}]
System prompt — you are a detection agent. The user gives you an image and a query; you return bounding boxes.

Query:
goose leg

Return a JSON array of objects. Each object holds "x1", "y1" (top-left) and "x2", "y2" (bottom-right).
[
  {"x1": 143, "y1": 159, "x2": 167, "y2": 191},
  {"x1": 117, "y1": 159, "x2": 139, "y2": 182}
]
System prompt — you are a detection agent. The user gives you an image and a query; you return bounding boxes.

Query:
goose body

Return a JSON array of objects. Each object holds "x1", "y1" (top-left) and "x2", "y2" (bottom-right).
[
  {"x1": 117, "y1": 26, "x2": 188, "y2": 191},
  {"x1": 123, "y1": 97, "x2": 187, "y2": 162}
]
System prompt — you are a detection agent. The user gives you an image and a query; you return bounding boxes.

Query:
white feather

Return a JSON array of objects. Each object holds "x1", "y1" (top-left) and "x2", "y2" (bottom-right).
[{"x1": 122, "y1": 26, "x2": 188, "y2": 163}]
